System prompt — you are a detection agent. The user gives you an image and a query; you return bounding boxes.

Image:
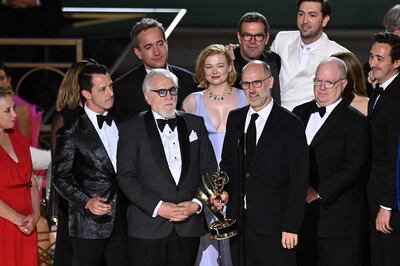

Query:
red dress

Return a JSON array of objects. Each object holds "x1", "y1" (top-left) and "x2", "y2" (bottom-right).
[{"x1": 0, "y1": 131, "x2": 37, "y2": 266}]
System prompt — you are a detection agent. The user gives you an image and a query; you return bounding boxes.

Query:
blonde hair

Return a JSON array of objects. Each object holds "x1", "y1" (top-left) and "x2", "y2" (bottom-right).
[{"x1": 195, "y1": 44, "x2": 237, "y2": 88}]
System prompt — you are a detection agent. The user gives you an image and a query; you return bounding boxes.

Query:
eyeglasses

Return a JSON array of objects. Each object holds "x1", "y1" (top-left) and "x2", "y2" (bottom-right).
[
  {"x1": 313, "y1": 78, "x2": 345, "y2": 89},
  {"x1": 241, "y1": 33, "x2": 266, "y2": 42},
  {"x1": 240, "y1": 77, "x2": 270, "y2": 90},
  {"x1": 150, "y1": 86, "x2": 178, "y2": 97}
]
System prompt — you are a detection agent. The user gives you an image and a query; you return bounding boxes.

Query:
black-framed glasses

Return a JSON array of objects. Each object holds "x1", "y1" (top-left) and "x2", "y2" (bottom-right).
[
  {"x1": 240, "y1": 76, "x2": 271, "y2": 90},
  {"x1": 241, "y1": 33, "x2": 266, "y2": 42},
  {"x1": 151, "y1": 86, "x2": 178, "y2": 97},
  {"x1": 313, "y1": 78, "x2": 345, "y2": 89}
]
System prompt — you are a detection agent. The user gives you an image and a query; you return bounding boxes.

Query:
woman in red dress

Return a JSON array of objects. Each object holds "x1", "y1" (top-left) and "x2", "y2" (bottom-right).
[{"x1": 0, "y1": 88, "x2": 40, "y2": 266}]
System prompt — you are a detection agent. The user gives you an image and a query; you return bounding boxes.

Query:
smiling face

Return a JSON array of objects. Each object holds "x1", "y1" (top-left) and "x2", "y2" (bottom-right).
[
  {"x1": 81, "y1": 74, "x2": 114, "y2": 114},
  {"x1": 204, "y1": 53, "x2": 232, "y2": 87},
  {"x1": 134, "y1": 27, "x2": 168, "y2": 69},
  {"x1": 241, "y1": 63, "x2": 274, "y2": 111},
  {"x1": 237, "y1": 22, "x2": 269, "y2": 61},
  {"x1": 144, "y1": 74, "x2": 177, "y2": 118},
  {"x1": 0, "y1": 95, "x2": 17, "y2": 131},
  {"x1": 369, "y1": 42, "x2": 400, "y2": 84},
  {"x1": 297, "y1": 1, "x2": 329, "y2": 44}
]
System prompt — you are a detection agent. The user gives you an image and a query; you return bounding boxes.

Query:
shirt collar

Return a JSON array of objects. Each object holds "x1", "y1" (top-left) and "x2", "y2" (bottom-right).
[
  {"x1": 248, "y1": 98, "x2": 274, "y2": 120},
  {"x1": 380, "y1": 72, "x2": 399, "y2": 90},
  {"x1": 299, "y1": 35, "x2": 324, "y2": 52},
  {"x1": 145, "y1": 64, "x2": 170, "y2": 73}
]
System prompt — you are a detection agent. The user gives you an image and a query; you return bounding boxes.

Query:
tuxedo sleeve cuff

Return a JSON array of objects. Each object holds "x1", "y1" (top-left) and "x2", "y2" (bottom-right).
[
  {"x1": 380, "y1": 205, "x2": 392, "y2": 211},
  {"x1": 192, "y1": 198, "x2": 203, "y2": 214},
  {"x1": 152, "y1": 200, "x2": 163, "y2": 218}
]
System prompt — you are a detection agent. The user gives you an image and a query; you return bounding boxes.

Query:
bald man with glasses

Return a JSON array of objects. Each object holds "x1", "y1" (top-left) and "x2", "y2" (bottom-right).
[
  {"x1": 221, "y1": 60, "x2": 308, "y2": 266},
  {"x1": 293, "y1": 58, "x2": 370, "y2": 266}
]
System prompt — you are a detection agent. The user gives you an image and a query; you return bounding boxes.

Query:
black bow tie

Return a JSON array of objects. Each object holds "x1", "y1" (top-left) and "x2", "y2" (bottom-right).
[
  {"x1": 157, "y1": 118, "x2": 177, "y2": 131},
  {"x1": 311, "y1": 104, "x2": 326, "y2": 118},
  {"x1": 97, "y1": 112, "x2": 113, "y2": 129}
]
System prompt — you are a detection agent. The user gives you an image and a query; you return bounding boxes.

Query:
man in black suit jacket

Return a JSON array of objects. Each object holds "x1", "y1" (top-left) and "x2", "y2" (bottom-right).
[
  {"x1": 220, "y1": 60, "x2": 308, "y2": 266},
  {"x1": 113, "y1": 18, "x2": 196, "y2": 122},
  {"x1": 53, "y1": 64, "x2": 129, "y2": 266},
  {"x1": 367, "y1": 32, "x2": 400, "y2": 266},
  {"x1": 117, "y1": 69, "x2": 218, "y2": 266},
  {"x1": 293, "y1": 58, "x2": 370, "y2": 266},
  {"x1": 230, "y1": 12, "x2": 281, "y2": 104}
]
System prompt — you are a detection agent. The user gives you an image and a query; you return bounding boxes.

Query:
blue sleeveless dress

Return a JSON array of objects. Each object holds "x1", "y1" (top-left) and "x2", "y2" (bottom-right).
[
  {"x1": 194, "y1": 89, "x2": 247, "y2": 164},
  {"x1": 194, "y1": 89, "x2": 247, "y2": 266}
]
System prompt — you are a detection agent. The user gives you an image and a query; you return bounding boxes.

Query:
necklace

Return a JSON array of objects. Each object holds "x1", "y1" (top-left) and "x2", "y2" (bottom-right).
[{"x1": 207, "y1": 87, "x2": 233, "y2": 101}]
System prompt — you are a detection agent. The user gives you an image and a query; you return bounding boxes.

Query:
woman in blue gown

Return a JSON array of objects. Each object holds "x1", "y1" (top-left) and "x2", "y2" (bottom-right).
[{"x1": 183, "y1": 44, "x2": 247, "y2": 266}]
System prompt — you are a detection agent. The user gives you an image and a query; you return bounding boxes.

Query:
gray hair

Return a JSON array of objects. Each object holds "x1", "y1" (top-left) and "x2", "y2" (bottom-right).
[
  {"x1": 142, "y1": 69, "x2": 179, "y2": 93},
  {"x1": 317, "y1": 57, "x2": 348, "y2": 78},
  {"x1": 383, "y1": 5, "x2": 400, "y2": 32}
]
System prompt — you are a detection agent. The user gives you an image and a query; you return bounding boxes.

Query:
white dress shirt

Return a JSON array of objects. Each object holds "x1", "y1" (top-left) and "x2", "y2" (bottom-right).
[
  {"x1": 305, "y1": 99, "x2": 342, "y2": 145},
  {"x1": 84, "y1": 104, "x2": 118, "y2": 171},
  {"x1": 298, "y1": 36, "x2": 324, "y2": 70},
  {"x1": 244, "y1": 99, "x2": 274, "y2": 144},
  {"x1": 151, "y1": 111, "x2": 202, "y2": 217}
]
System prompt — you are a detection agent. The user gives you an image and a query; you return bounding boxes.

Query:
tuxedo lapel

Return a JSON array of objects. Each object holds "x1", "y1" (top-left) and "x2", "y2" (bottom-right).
[
  {"x1": 144, "y1": 110, "x2": 175, "y2": 183},
  {"x1": 176, "y1": 112, "x2": 190, "y2": 185},
  {"x1": 79, "y1": 113, "x2": 114, "y2": 174},
  {"x1": 310, "y1": 101, "x2": 345, "y2": 146},
  {"x1": 297, "y1": 102, "x2": 316, "y2": 126}
]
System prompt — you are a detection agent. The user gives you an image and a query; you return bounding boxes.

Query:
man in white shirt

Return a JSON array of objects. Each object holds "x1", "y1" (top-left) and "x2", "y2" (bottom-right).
[
  {"x1": 117, "y1": 69, "x2": 218, "y2": 266},
  {"x1": 53, "y1": 63, "x2": 129, "y2": 266},
  {"x1": 271, "y1": 0, "x2": 348, "y2": 111},
  {"x1": 293, "y1": 58, "x2": 370, "y2": 266}
]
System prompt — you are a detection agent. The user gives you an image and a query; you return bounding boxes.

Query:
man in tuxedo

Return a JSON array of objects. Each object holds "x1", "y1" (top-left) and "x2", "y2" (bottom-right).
[
  {"x1": 271, "y1": 0, "x2": 347, "y2": 111},
  {"x1": 229, "y1": 12, "x2": 281, "y2": 104},
  {"x1": 53, "y1": 64, "x2": 129, "y2": 266},
  {"x1": 293, "y1": 58, "x2": 370, "y2": 266},
  {"x1": 220, "y1": 60, "x2": 309, "y2": 266},
  {"x1": 117, "y1": 69, "x2": 218, "y2": 266},
  {"x1": 367, "y1": 32, "x2": 400, "y2": 266},
  {"x1": 113, "y1": 18, "x2": 197, "y2": 122}
]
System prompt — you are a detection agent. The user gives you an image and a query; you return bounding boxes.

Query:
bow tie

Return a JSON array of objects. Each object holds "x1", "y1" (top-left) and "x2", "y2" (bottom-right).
[
  {"x1": 157, "y1": 118, "x2": 177, "y2": 131},
  {"x1": 311, "y1": 104, "x2": 326, "y2": 118},
  {"x1": 97, "y1": 112, "x2": 113, "y2": 129}
]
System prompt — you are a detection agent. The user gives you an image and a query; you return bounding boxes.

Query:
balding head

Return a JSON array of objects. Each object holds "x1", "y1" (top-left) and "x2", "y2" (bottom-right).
[{"x1": 313, "y1": 57, "x2": 348, "y2": 106}]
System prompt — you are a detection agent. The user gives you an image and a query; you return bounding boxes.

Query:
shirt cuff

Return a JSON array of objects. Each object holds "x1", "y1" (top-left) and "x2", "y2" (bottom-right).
[
  {"x1": 192, "y1": 198, "x2": 203, "y2": 214},
  {"x1": 152, "y1": 200, "x2": 163, "y2": 218},
  {"x1": 380, "y1": 205, "x2": 392, "y2": 211}
]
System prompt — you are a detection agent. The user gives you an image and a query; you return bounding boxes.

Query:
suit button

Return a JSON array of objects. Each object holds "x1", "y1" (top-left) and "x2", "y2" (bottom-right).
[
  {"x1": 176, "y1": 187, "x2": 179, "y2": 191},
  {"x1": 245, "y1": 173, "x2": 250, "y2": 178}
]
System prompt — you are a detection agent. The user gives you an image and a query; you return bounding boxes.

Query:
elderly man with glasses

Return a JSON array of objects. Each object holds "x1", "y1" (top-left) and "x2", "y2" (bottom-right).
[
  {"x1": 117, "y1": 68, "x2": 219, "y2": 266},
  {"x1": 221, "y1": 60, "x2": 309, "y2": 266},
  {"x1": 293, "y1": 57, "x2": 370, "y2": 266}
]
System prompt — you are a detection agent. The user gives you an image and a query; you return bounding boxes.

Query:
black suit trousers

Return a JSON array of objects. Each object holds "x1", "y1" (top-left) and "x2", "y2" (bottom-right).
[
  {"x1": 128, "y1": 228, "x2": 200, "y2": 266},
  {"x1": 70, "y1": 208, "x2": 129, "y2": 266}
]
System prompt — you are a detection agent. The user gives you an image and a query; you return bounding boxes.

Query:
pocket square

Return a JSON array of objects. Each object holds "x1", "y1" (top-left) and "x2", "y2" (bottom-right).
[{"x1": 189, "y1": 130, "x2": 198, "y2": 142}]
